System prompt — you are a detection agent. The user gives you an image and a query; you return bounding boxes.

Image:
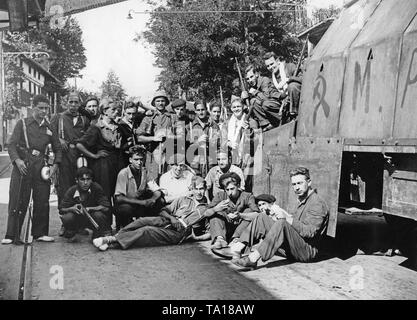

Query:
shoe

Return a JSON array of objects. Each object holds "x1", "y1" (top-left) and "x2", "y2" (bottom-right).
[
  {"x1": 1, "y1": 238, "x2": 13, "y2": 245},
  {"x1": 77, "y1": 228, "x2": 90, "y2": 236},
  {"x1": 211, "y1": 238, "x2": 228, "y2": 249},
  {"x1": 231, "y1": 256, "x2": 258, "y2": 270},
  {"x1": 36, "y1": 236, "x2": 55, "y2": 242},
  {"x1": 211, "y1": 247, "x2": 241, "y2": 260},
  {"x1": 93, "y1": 236, "x2": 113, "y2": 248},
  {"x1": 58, "y1": 225, "x2": 66, "y2": 237},
  {"x1": 98, "y1": 244, "x2": 109, "y2": 251}
]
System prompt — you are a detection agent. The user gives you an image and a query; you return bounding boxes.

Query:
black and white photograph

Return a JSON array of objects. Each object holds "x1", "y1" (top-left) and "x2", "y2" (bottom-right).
[{"x1": 0, "y1": 0, "x2": 416, "y2": 305}]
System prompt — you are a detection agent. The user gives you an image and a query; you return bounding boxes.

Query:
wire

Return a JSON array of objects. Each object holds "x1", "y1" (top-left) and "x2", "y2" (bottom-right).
[{"x1": 128, "y1": 9, "x2": 304, "y2": 15}]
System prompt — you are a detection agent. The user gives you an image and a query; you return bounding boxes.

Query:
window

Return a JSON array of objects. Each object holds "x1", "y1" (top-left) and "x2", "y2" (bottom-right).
[
  {"x1": 28, "y1": 66, "x2": 32, "y2": 75},
  {"x1": 29, "y1": 82, "x2": 32, "y2": 93}
]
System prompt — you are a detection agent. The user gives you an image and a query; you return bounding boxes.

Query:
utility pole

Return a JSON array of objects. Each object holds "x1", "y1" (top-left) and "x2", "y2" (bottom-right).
[{"x1": 0, "y1": 31, "x2": 5, "y2": 149}]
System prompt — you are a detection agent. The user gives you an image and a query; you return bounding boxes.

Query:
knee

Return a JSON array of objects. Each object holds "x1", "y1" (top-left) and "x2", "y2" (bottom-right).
[
  {"x1": 60, "y1": 212, "x2": 76, "y2": 225},
  {"x1": 115, "y1": 204, "x2": 133, "y2": 217}
]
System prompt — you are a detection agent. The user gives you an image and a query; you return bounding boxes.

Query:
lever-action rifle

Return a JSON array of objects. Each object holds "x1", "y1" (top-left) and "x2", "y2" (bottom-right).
[{"x1": 76, "y1": 204, "x2": 99, "y2": 230}]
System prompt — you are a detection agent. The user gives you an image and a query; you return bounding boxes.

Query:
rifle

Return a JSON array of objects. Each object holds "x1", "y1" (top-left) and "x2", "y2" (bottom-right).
[
  {"x1": 293, "y1": 34, "x2": 309, "y2": 78},
  {"x1": 76, "y1": 203, "x2": 100, "y2": 230},
  {"x1": 13, "y1": 173, "x2": 25, "y2": 245},
  {"x1": 219, "y1": 86, "x2": 228, "y2": 123},
  {"x1": 235, "y1": 57, "x2": 255, "y2": 119}
]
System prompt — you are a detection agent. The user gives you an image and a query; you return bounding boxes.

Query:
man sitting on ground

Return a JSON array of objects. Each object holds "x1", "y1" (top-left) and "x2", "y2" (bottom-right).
[
  {"x1": 204, "y1": 172, "x2": 259, "y2": 250},
  {"x1": 159, "y1": 153, "x2": 195, "y2": 204},
  {"x1": 59, "y1": 167, "x2": 111, "y2": 241},
  {"x1": 230, "y1": 167, "x2": 329, "y2": 270},
  {"x1": 92, "y1": 176, "x2": 208, "y2": 251},
  {"x1": 205, "y1": 150, "x2": 245, "y2": 200},
  {"x1": 114, "y1": 145, "x2": 165, "y2": 229}
]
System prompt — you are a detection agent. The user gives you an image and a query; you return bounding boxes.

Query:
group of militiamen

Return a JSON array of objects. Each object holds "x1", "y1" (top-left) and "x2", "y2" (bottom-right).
[{"x1": 2, "y1": 52, "x2": 330, "y2": 270}]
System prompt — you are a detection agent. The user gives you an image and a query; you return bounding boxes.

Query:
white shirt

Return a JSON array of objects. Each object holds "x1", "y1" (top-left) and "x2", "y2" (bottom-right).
[{"x1": 159, "y1": 169, "x2": 194, "y2": 203}]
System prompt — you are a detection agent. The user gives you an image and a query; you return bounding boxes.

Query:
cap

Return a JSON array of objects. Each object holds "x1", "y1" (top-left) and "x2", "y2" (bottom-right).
[{"x1": 255, "y1": 194, "x2": 276, "y2": 204}]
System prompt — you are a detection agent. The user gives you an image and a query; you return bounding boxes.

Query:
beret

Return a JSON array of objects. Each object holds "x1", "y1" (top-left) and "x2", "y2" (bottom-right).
[
  {"x1": 255, "y1": 194, "x2": 276, "y2": 204},
  {"x1": 171, "y1": 98, "x2": 186, "y2": 108}
]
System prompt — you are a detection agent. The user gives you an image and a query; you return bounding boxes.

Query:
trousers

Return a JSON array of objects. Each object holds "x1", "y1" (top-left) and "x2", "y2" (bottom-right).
[
  {"x1": 5, "y1": 159, "x2": 50, "y2": 239},
  {"x1": 115, "y1": 216, "x2": 187, "y2": 249},
  {"x1": 209, "y1": 214, "x2": 251, "y2": 243},
  {"x1": 238, "y1": 212, "x2": 317, "y2": 262},
  {"x1": 60, "y1": 210, "x2": 109, "y2": 238},
  {"x1": 251, "y1": 99, "x2": 282, "y2": 127}
]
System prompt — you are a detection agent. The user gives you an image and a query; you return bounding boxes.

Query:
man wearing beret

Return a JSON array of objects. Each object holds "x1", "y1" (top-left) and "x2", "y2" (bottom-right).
[
  {"x1": 230, "y1": 167, "x2": 329, "y2": 270},
  {"x1": 171, "y1": 98, "x2": 192, "y2": 158}
]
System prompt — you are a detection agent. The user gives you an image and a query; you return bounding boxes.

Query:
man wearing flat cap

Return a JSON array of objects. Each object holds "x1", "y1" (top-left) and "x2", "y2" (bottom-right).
[
  {"x1": 113, "y1": 145, "x2": 165, "y2": 229},
  {"x1": 159, "y1": 153, "x2": 195, "y2": 204},
  {"x1": 136, "y1": 90, "x2": 174, "y2": 175},
  {"x1": 230, "y1": 167, "x2": 329, "y2": 270}
]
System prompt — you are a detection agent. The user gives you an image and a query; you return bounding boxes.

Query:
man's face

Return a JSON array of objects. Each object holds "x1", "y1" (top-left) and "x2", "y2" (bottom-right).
[
  {"x1": 211, "y1": 107, "x2": 221, "y2": 122},
  {"x1": 217, "y1": 153, "x2": 229, "y2": 170},
  {"x1": 33, "y1": 102, "x2": 50, "y2": 119},
  {"x1": 129, "y1": 153, "x2": 145, "y2": 170},
  {"x1": 171, "y1": 163, "x2": 185, "y2": 178},
  {"x1": 77, "y1": 174, "x2": 93, "y2": 192},
  {"x1": 173, "y1": 105, "x2": 185, "y2": 118},
  {"x1": 265, "y1": 57, "x2": 280, "y2": 74},
  {"x1": 225, "y1": 183, "x2": 240, "y2": 200},
  {"x1": 231, "y1": 101, "x2": 243, "y2": 117},
  {"x1": 245, "y1": 69, "x2": 258, "y2": 87},
  {"x1": 192, "y1": 183, "x2": 206, "y2": 201},
  {"x1": 85, "y1": 100, "x2": 99, "y2": 116},
  {"x1": 258, "y1": 200, "x2": 272, "y2": 214},
  {"x1": 291, "y1": 174, "x2": 311, "y2": 199},
  {"x1": 154, "y1": 97, "x2": 167, "y2": 111},
  {"x1": 67, "y1": 94, "x2": 80, "y2": 116},
  {"x1": 123, "y1": 107, "x2": 137, "y2": 124},
  {"x1": 104, "y1": 103, "x2": 119, "y2": 120},
  {"x1": 195, "y1": 104, "x2": 207, "y2": 120}
]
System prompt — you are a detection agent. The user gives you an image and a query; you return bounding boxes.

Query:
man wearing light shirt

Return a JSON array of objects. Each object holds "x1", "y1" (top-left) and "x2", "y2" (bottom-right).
[
  {"x1": 264, "y1": 52, "x2": 302, "y2": 121},
  {"x1": 159, "y1": 153, "x2": 195, "y2": 204}
]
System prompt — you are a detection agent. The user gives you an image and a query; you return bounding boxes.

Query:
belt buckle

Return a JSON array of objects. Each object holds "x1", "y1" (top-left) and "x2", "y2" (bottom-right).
[{"x1": 31, "y1": 149, "x2": 41, "y2": 156}]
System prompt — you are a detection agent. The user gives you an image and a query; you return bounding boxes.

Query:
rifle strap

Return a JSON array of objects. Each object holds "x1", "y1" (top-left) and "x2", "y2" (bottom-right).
[{"x1": 21, "y1": 118, "x2": 30, "y2": 149}]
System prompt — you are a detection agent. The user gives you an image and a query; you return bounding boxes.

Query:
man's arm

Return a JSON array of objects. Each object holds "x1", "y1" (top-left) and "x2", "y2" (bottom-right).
[
  {"x1": 238, "y1": 194, "x2": 260, "y2": 220},
  {"x1": 290, "y1": 198, "x2": 328, "y2": 239},
  {"x1": 256, "y1": 77, "x2": 283, "y2": 101}
]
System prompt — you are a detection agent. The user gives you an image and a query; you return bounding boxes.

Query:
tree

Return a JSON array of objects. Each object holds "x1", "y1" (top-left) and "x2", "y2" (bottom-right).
[
  {"x1": 100, "y1": 70, "x2": 127, "y2": 106},
  {"x1": 312, "y1": 5, "x2": 341, "y2": 24},
  {"x1": 137, "y1": 0, "x2": 305, "y2": 100},
  {"x1": 5, "y1": 17, "x2": 87, "y2": 84}
]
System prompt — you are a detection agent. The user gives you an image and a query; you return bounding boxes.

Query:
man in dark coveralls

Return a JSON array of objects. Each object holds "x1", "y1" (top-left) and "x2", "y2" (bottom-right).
[
  {"x1": 50, "y1": 91, "x2": 90, "y2": 209},
  {"x1": 2, "y1": 95, "x2": 62, "y2": 244}
]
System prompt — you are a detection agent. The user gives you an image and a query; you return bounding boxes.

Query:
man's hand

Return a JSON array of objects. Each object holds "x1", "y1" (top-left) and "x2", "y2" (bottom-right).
[
  {"x1": 242, "y1": 120, "x2": 249, "y2": 130},
  {"x1": 170, "y1": 216, "x2": 184, "y2": 231},
  {"x1": 241, "y1": 91, "x2": 249, "y2": 100},
  {"x1": 95, "y1": 150, "x2": 110, "y2": 159},
  {"x1": 248, "y1": 88, "x2": 258, "y2": 96},
  {"x1": 227, "y1": 211, "x2": 240, "y2": 221},
  {"x1": 214, "y1": 199, "x2": 230, "y2": 213},
  {"x1": 15, "y1": 159, "x2": 28, "y2": 176},
  {"x1": 141, "y1": 198, "x2": 156, "y2": 207},
  {"x1": 197, "y1": 134, "x2": 208, "y2": 144},
  {"x1": 59, "y1": 138, "x2": 69, "y2": 152},
  {"x1": 49, "y1": 164, "x2": 58, "y2": 178},
  {"x1": 71, "y1": 205, "x2": 82, "y2": 215}
]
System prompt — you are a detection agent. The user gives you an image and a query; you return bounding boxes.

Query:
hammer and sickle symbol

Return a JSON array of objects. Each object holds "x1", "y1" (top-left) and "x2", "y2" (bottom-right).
[{"x1": 313, "y1": 74, "x2": 331, "y2": 126}]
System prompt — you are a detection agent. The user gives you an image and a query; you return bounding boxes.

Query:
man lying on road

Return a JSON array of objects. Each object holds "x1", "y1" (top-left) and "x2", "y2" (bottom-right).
[{"x1": 92, "y1": 176, "x2": 208, "y2": 251}]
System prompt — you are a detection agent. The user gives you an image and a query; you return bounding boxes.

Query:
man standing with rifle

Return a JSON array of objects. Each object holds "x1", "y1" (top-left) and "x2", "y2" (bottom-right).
[
  {"x1": 59, "y1": 167, "x2": 111, "y2": 241},
  {"x1": 2, "y1": 95, "x2": 62, "y2": 244}
]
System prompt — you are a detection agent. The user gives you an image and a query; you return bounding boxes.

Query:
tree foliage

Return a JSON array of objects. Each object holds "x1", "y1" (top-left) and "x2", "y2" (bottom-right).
[
  {"x1": 6, "y1": 17, "x2": 87, "y2": 84},
  {"x1": 138, "y1": 0, "x2": 306, "y2": 100},
  {"x1": 100, "y1": 70, "x2": 128, "y2": 106}
]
